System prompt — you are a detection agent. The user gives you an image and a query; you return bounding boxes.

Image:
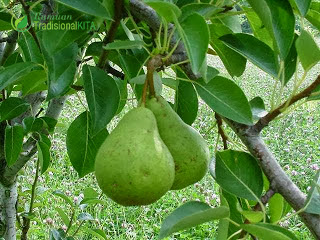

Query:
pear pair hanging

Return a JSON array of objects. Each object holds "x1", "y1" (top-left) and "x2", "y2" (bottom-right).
[{"x1": 94, "y1": 95, "x2": 209, "y2": 206}]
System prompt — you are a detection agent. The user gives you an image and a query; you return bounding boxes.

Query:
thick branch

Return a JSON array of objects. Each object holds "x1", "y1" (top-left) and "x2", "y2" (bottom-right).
[
  {"x1": 0, "y1": 182, "x2": 18, "y2": 239},
  {"x1": 129, "y1": 0, "x2": 199, "y2": 79},
  {"x1": 255, "y1": 75, "x2": 320, "y2": 132},
  {"x1": 12, "y1": 91, "x2": 47, "y2": 125}
]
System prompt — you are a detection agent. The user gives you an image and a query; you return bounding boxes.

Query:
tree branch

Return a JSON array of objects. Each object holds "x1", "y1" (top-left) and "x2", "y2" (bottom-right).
[
  {"x1": 225, "y1": 120, "x2": 320, "y2": 237},
  {"x1": 97, "y1": 0, "x2": 124, "y2": 69},
  {"x1": 129, "y1": 0, "x2": 200, "y2": 79},
  {"x1": 105, "y1": 64, "x2": 125, "y2": 80},
  {"x1": 254, "y1": 75, "x2": 320, "y2": 132},
  {"x1": 215, "y1": 113, "x2": 228, "y2": 150}
]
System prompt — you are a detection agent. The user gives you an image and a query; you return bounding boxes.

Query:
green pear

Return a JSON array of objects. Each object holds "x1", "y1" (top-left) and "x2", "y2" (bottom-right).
[
  {"x1": 94, "y1": 106, "x2": 175, "y2": 206},
  {"x1": 146, "y1": 96, "x2": 209, "y2": 190}
]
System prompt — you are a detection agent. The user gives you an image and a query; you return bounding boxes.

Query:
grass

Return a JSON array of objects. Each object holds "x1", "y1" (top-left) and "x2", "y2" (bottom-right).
[{"x1": 18, "y1": 53, "x2": 320, "y2": 239}]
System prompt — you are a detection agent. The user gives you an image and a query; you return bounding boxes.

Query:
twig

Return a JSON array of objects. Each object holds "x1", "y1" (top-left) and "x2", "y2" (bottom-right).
[
  {"x1": 18, "y1": 0, "x2": 41, "y2": 51},
  {"x1": 97, "y1": 0, "x2": 124, "y2": 69},
  {"x1": 21, "y1": 157, "x2": 40, "y2": 240},
  {"x1": 215, "y1": 113, "x2": 228, "y2": 150},
  {"x1": 66, "y1": 210, "x2": 75, "y2": 234},
  {"x1": 35, "y1": 107, "x2": 44, "y2": 117},
  {"x1": 105, "y1": 64, "x2": 125, "y2": 80},
  {"x1": 254, "y1": 75, "x2": 320, "y2": 132},
  {"x1": 76, "y1": 57, "x2": 93, "y2": 66},
  {"x1": 72, "y1": 220, "x2": 85, "y2": 237}
]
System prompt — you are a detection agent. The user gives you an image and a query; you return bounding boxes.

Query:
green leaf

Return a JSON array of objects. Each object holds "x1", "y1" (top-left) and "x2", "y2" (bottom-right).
[
  {"x1": 55, "y1": 0, "x2": 111, "y2": 19},
  {"x1": 175, "y1": 80, "x2": 198, "y2": 125},
  {"x1": 304, "y1": 170, "x2": 320, "y2": 214},
  {"x1": 84, "y1": 187, "x2": 99, "y2": 199},
  {"x1": 306, "y1": 2, "x2": 320, "y2": 31},
  {"x1": 215, "y1": 150, "x2": 263, "y2": 201},
  {"x1": 0, "y1": 12, "x2": 13, "y2": 31},
  {"x1": 40, "y1": 134, "x2": 51, "y2": 148},
  {"x1": 5, "y1": 125, "x2": 24, "y2": 166},
  {"x1": 0, "y1": 97, "x2": 29, "y2": 122},
  {"x1": 52, "y1": 190, "x2": 73, "y2": 206},
  {"x1": 40, "y1": 39, "x2": 78, "y2": 100},
  {"x1": 0, "y1": 62, "x2": 37, "y2": 91},
  {"x1": 240, "y1": 210, "x2": 264, "y2": 223},
  {"x1": 86, "y1": 42, "x2": 103, "y2": 57},
  {"x1": 205, "y1": 66, "x2": 219, "y2": 83},
  {"x1": 295, "y1": 30, "x2": 320, "y2": 71},
  {"x1": 84, "y1": 228, "x2": 107, "y2": 240},
  {"x1": 220, "y1": 33, "x2": 278, "y2": 77},
  {"x1": 77, "y1": 212, "x2": 94, "y2": 221},
  {"x1": 220, "y1": 191, "x2": 242, "y2": 237},
  {"x1": 146, "y1": 1, "x2": 181, "y2": 22},
  {"x1": 40, "y1": 117, "x2": 58, "y2": 133},
  {"x1": 159, "y1": 201, "x2": 229, "y2": 239},
  {"x1": 82, "y1": 65, "x2": 120, "y2": 135},
  {"x1": 162, "y1": 78, "x2": 177, "y2": 90},
  {"x1": 290, "y1": 0, "x2": 311, "y2": 16},
  {"x1": 114, "y1": 77, "x2": 127, "y2": 114},
  {"x1": 214, "y1": 10, "x2": 242, "y2": 33},
  {"x1": 37, "y1": 141, "x2": 51, "y2": 174},
  {"x1": 18, "y1": 33, "x2": 43, "y2": 64},
  {"x1": 129, "y1": 73, "x2": 163, "y2": 99},
  {"x1": 19, "y1": 70, "x2": 47, "y2": 96},
  {"x1": 250, "y1": 97, "x2": 267, "y2": 122},
  {"x1": 56, "y1": 207, "x2": 70, "y2": 226},
  {"x1": 3, "y1": 52, "x2": 23, "y2": 67},
  {"x1": 269, "y1": 193, "x2": 284, "y2": 223},
  {"x1": 50, "y1": 228, "x2": 66, "y2": 240},
  {"x1": 22, "y1": 117, "x2": 46, "y2": 134},
  {"x1": 247, "y1": 0, "x2": 295, "y2": 59},
  {"x1": 176, "y1": 13, "x2": 209, "y2": 74},
  {"x1": 118, "y1": 53, "x2": 142, "y2": 80},
  {"x1": 209, "y1": 24, "x2": 246, "y2": 77},
  {"x1": 194, "y1": 76, "x2": 253, "y2": 125},
  {"x1": 284, "y1": 34, "x2": 298, "y2": 84},
  {"x1": 104, "y1": 40, "x2": 144, "y2": 50},
  {"x1": 244, "y1": 7, "x2": 273, "y2": 48},
  {"x1": 180, "y1": 3, "x2": 222, "y2": 21},
  {"x1": 41, "y1": 29, "x2": 88, "y2": 55},
  {"x1": 66, "y1": 111, "x2": 108, "y2": 178},
  {"x1": 241, "y1": 223, "x2": 299, "y2": 240}
]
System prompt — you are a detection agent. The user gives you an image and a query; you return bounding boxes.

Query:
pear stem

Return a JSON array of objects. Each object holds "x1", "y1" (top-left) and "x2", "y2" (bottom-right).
[
  {"x1": 142, "y1": 55, "x2": 163, "y2": 104},
  {"x1": 147, "y1": 59, "x2": 156, "y2": 97},
  {"x1": 141, "y1": 75, "x2": 149, "y2": 105}
]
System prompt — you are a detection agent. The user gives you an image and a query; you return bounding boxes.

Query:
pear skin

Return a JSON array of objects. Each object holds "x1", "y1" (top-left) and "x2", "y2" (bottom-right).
[
  {"x1": 146, "y1": 96, "x2": 209, "y2": 190},
  {"x1": 95, "y1": 107, "x2": 175, "y2": 206}
]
